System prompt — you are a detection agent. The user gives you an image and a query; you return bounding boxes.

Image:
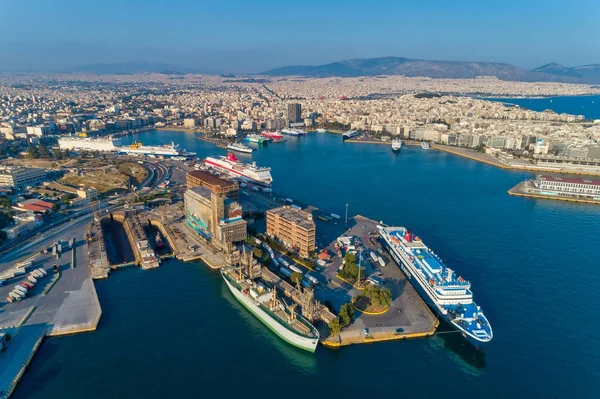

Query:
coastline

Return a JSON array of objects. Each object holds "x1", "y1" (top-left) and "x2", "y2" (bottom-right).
[{"x1": 433, "y1": 145, "x2": 600, "y2": 177}]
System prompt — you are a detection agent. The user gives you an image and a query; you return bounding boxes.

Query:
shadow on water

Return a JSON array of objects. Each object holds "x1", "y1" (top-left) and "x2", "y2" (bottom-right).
[
  {"x1": 429, "y1": 318, "x2": 486, "y2": 376},
  {"x1": 218, "y1": 281, "x2": 318, "y2": 374}
]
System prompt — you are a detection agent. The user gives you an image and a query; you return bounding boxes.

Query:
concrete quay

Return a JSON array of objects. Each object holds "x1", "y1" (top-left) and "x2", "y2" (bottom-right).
[
  {"x1": 508, "y1": 180, "x2": 600, "y2": 205},
  {"x1": 319, "y1": 215, "x2": 438, "y2": 347},
  {"x1": 0, "y1": 222, "x2": 102, "y2": 398}
]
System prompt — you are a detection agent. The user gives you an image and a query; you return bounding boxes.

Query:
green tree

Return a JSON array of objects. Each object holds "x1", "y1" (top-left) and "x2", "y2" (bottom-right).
[
  {"x1": 0, "y1": 196, "x2": 12, "y2": 208},
  {"x1": 252, "y1": 248, "x2": 263, "y2": 259},
  {"x1": 363, "y1": 285, "x2": 392, "y2": 309},
  {"x1": 290, "y1": 272, "x2": 303, "y2": 284},
  {"x1": 338, "y1": 303, "x2": 355, "y2": 327},
  {"x1": 38, "y1": 144, "x2": 50, "y2": 158},
  {"x1": 328, "y1": 318, "x2": 341, "y2": 336},
  {"x1": 26, "y1": 146, "x2": 39, "y2": 159},
  {"x1": 51, "y1": 203, "x2": 61, "y2": 212}
]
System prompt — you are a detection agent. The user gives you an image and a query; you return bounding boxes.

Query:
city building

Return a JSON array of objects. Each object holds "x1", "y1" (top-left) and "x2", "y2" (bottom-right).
[
  {"x1": 183, "y1": 118, "x2": 198, "y2": 128},
  {"x1": 58, "y1": 136, "x2": 122, "y2": 152},
  {"x1": 184, "y1": 186, "x2": 246, "y2": 251},
  {"x1": 287, "y1": 103, "x2": 302, "y2": 124},
  {"x1": 186, "y1": 170, "x2": 239, "y2": 200},
  {"x1": 534, "y1": 175, "x2": 600, "y2": 199},
  {"x1": 0, "y1": 167, "x2": 46, "y2": 190},
  {"x1": 266, "y1": 205, "x2": 315, "y2": 258}
]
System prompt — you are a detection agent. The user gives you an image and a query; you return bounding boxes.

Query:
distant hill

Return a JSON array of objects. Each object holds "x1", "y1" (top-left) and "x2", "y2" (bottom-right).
[
  {"x1": 59, "y1": 61, "x2": 222, "y2": 75},
  {"x1": 259, "y1": 56, "x2": 597, "y2": 83},
  {"x1": 531, "y1": 62, "x2": 600, "y2": 83}
]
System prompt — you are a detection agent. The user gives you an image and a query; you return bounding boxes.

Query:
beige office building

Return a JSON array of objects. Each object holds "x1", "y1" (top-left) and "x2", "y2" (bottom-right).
[{"x1": 266, "y1": 206, "x2": 315, "y2": 258}]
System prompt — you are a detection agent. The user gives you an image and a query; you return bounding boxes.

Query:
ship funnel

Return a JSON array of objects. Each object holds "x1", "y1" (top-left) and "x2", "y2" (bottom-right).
[
  {"x1": 227, "y1": 152, "x2": 238, "y2": 162},
  {"x1": 404, "y1": 229, "x2": 412, "y2": 242}
]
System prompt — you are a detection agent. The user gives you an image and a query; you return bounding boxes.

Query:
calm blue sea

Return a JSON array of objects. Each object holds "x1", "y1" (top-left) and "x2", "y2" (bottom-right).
[
  {"x1": 13, "y1": 98, "x2": 600, "y2": 399},
  {"x1": 486, "y1": 94, "x2": 600, "y2": 120}
]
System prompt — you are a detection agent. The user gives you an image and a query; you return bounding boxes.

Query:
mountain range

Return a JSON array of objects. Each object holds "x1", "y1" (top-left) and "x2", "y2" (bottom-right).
[
  {"x1": 260, "y1": 57, "x2": 600, "y2": 84},
  {"x1": 59, "y1": 58, "x2": 600, "y2": 84}
]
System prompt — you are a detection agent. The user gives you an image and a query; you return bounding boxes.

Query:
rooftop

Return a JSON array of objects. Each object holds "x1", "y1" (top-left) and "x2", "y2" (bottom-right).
[
  {"x1": 267, "y1": 205, "x2": 314, "y2": 229},
  {"x1": 538, "y1": 174, "x2": 600, "y2": 186},
  {"x1": 187, "y1": 170, "x2": 236, "y2": 187}
]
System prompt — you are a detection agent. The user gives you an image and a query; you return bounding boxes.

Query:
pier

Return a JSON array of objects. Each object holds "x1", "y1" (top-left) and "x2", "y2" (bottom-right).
[
  {"x1": 508, "y1": 180, "x2": 600, "y2": 205},
  {"x1": 318, "y1": 215, "x2": 439, "y2": 347}
]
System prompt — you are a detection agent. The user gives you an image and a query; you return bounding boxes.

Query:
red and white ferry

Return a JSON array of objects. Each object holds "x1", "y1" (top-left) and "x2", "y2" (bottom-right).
[{"x1": 204, "y1": 153, "x2": 273, "y2": 186}]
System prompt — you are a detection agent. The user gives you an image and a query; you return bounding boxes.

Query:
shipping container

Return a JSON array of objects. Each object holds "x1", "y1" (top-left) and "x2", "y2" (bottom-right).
[
  {"x1": 301, "y1": 279, "x2": 312, "y2": 288},
  {"x1": 32, "y1": 270, "x2": 43, "y2": 278},
  {"x1": 6, "y1": 295, "x2": 15, "y2": 303},
  {"x1": 278, "y1": 258, "x2": 290, "y2": 268},
  {"x1": 21, "y1": 281, "x2": 33, "y2": 289},
  {"x1": 28, "y1": 275, "x2": 38, "y2": 284},
  {"x1": 271, "y1": 258, "x2": 280, "y2": 268},
  {"x1": 13, "y1": 268, "x2": 26, "y2": 276},
  {"x1": 9, "y1": 291, "x2": 23, "y2": 301},
  {"x1": 37, "y1": 268, "x2": 47, "y2": 277}
]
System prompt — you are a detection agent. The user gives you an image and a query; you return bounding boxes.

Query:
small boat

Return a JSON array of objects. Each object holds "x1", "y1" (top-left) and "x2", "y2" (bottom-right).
[
  {"x1": 227, "y1": 142, "x2": 254, "y2": 153},
  {"x1": 392, "y1": 139, "x2": 402, "y2": 152},
  {"x1": 316, "y1": 128, "x2": 326, "y2": 133},
  {"x1": 421, "y1": 142, "x2": 430, "y2": 150},
  {"x1": 155, "y1": 232, "x2": 165, "y2": 249}
]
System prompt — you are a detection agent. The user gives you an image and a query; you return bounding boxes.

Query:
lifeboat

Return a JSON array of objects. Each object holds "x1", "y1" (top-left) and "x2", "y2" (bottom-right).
[
  {"x1": 429, "y1": 278, "x2": 435, "y2": 286},
  {"x1": 458, "y1": 276, "x2": 465, "y2": 282},
  {"x1": 409, "y1": 256, "x2": 414, "y2": 262}
]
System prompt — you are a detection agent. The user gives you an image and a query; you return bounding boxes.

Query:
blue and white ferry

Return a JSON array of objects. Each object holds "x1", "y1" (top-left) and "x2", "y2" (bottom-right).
[{"x1": 379, "y1": 226, "x2": 493, "y2": 348}]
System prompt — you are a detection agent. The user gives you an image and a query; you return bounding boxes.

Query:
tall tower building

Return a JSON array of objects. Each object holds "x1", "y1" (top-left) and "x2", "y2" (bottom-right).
[{"x1": 287, "y1": 103, "x2": 302, "y2": 124}]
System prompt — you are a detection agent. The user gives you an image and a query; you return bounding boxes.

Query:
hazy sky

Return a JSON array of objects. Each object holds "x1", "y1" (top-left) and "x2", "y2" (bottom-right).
[{"x1": 0, "y1": 0, "x2": 599, "y2": 73}]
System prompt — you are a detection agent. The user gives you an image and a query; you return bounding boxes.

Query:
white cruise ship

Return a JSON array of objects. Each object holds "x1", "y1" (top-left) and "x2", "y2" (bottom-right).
[
  {"x1": 227, "y1": 142, "x2": 253, "y2": 153},
  {"x1": 122, "y1": 141, "x2": 195, "y2": 157},
  {"x1": 379, "y1": 226, "x2": 493, "y2": 348},
  {"x1": 58, "y1": 136, "x2": 122, "y2": 152},
  {"x1": 392, "y1": 139, "x2": 402, "y2": 152},
  {"x1": 342, "y1": 130, "x2": 361, "y2": 140},
  {"x1": 204, "y1": 153, "x2": 272, "y2": 185}
]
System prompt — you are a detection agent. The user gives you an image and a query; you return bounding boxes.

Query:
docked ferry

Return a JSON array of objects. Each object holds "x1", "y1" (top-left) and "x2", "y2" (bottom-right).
[
  {"x1": 245, "y1": 133, "x2": 268, "y2": 144},
  {"x1": 281, "y1": 128, "x2": 306, "y2": 136},
  {"x1": 122, "y1": 141, "x2": 196, "y2": 157},
  {"x1": 261, "y1": 131, "x2": 286, "y2": 143},
  {"x1": 227, "y1": 142, "x2": 253, "y2": 153},
  {"x1": 342, "y1": 130, "x2": 361, "y2": 140},
  {"x1": 204, "y1": 153, "x2": 272, "y2": 185},
  {"x1": 378, "y1": 226, "x2": 493, "y2": 348},
  {"x1": 222, "y1": 268, "x2": 319, "y2": 352},
  {"x1": 392, "y1": 139, "x2": 402, "y2": 152}
]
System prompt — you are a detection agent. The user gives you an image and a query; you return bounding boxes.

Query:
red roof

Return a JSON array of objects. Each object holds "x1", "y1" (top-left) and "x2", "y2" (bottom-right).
[
  {"x1": 540, "y1": 175, "x2": 600, "y2": 186},
  {"x1": 22, "y1": 204, "x2": 49, "y2": 212}
]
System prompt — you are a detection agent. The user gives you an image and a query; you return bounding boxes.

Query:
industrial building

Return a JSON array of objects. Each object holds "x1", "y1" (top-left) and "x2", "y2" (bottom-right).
[
  {"x1": 0, "y1": 166, "x2": 46, "y2": 189},
  {"x1": 186, "y1": 170, "x2": 239, "y2": 200},
  {"x1": 534, "y1": 175, "x2": 600, "y2": 197},
  {"x1": 58, "y1": 136, "x2": 122, "y2": 152},
  {"x1": 266, "y1": 205, "x2": 315, "y2": 258},
  {"x1": 184, "y1": 186, "x2": 246, "y2": 251}
]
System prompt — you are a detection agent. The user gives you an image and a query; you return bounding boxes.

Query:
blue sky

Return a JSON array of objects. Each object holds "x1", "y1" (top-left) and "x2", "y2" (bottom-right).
[{"x1": 0, "y1": 0, "x2": 598, "y2": 72}]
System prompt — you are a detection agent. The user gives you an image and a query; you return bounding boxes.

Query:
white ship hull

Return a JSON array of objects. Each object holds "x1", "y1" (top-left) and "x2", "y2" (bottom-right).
[
  {"x1": 224, "y1": 277, "x2": 319, "y2": 352},
  {"x1": 204, "y1": 156, "x2": 272, "y2": 186}
]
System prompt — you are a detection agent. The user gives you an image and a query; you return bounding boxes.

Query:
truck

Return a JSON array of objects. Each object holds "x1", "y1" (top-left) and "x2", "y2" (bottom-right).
[
  {"x1": 52, "y1": 245, "x2": 57, "y2": 257},
  {"x1": 378, "y1": 256, "x2": 386, "y2": 267},
  {"x1": 278, "y1": 267, "x2": 292, "y2": 278},
  {"x1": 32, "y1": 270, "x2": 43, "y2": 279},
  {"x1": 36, "y1": 268, "x2": 48, "y2": 277},
  {"x1": 14, "y1": 285, "x2": 27, "y2": 295},
  {"x1": 9, "y1": 291, "x2": 23, "y2": 301},
  {"x1": 289, "y1": 264, "x2": 303, "y2": 274},
  {"x1": 57, "y1": 243, "x2": 62, "y2": 254},
  {"x1": 370, "y1": 252, "x2": 379, "y2": 262},
  {"x1": 278, "y1": 258, "x2": 290, "y2": 268},
  {"x1": 17, "y1": 261, "x2": 33, "y2": 270},
  {"x1": 271, "y1": 258, "x2": 280, "y2": 268},
  {"x1": 28, "y1": 275, "x2": 38, "y2": 284},
  {"x1": 21, "y1": 281, "x2": 34, "y2": 289},
  {"x1": 306, "y1": 274, "x2": 319, "y2": 286}
]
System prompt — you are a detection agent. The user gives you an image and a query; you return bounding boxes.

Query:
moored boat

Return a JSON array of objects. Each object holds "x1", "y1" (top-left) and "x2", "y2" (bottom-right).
[
  {"x1": 378, "y1": 226, "x2": 493, "y2": 348},
  {"x1": 222, "y1": 268, "x2": 319, "y2": 352},
  {"x1": 392, "y1": 139, "x2": 402, "y2": 152},
  {"x1": 227, "y1": 142, "x2": 254, "y2": 153}
]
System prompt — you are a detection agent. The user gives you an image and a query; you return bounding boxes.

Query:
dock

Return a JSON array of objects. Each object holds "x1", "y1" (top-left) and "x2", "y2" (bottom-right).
[
  {"x1": 508, "y1": 180, "x2": 600, "y2": 205},
  {"x1": 0, "y1": 225, "x2": 102, "y2": 397},
  {"x1": 318, "y1": 215, "x2": 439, "y2": 347}
]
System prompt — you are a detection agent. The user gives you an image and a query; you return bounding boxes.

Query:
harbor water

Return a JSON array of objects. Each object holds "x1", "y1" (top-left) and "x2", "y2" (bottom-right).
[{"x1": 13, "y1": 102, "x2": 600, "y2": 398}]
